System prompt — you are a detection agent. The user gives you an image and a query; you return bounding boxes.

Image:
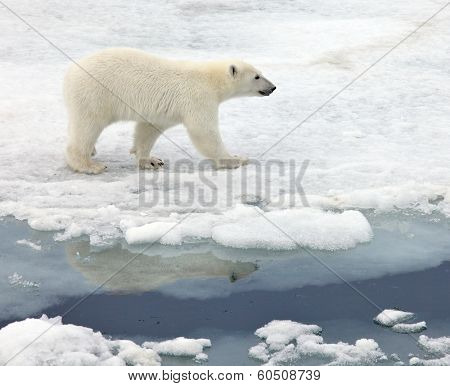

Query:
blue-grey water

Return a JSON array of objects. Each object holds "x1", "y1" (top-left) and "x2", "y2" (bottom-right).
[{"x1": 0, "y1": 212, "x2": 449, "y2": 365}]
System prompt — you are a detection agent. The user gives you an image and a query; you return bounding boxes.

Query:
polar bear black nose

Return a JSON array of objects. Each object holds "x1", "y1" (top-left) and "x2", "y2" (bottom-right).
[{"x1": 270, "y1": 86, "x2": 276, "y2": 92}]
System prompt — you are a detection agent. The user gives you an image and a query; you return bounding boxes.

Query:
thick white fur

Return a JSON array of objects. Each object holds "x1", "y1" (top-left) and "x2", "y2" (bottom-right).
[{"x1": 64, "y1": 47, "x2": 275, "y2": 174}]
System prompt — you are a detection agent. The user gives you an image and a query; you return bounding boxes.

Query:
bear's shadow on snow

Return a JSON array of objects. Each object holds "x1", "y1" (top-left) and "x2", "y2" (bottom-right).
[{"x1": 65, "y1": 240, "x2": 257, "y2": 294}]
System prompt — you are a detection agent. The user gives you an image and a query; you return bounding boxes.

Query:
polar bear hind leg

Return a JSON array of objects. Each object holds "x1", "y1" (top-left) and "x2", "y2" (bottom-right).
[
  {"x1": 132, "y1": 122, "x2": 165, "y2": 170},
  {"x1": 65, "y1": 115, "x2": 107, "y2": 174}
]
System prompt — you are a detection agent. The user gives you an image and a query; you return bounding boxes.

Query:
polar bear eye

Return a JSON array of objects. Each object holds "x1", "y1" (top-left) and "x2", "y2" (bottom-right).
[{"x1": 255, "y1": 75, "x2": 260, "y2": 80}]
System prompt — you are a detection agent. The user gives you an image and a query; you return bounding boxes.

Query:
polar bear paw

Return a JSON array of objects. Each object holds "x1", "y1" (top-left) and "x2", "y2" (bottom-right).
[
  {"x1": 138, "y1": 157, "x2": 165, "y2": 170},
  {"x1": 70, "y1": 161, "x2": 106, "y2": 174},
  {"x1": 86, "y1": 162, "x2": 107, "y2": 174},
  {"x1": 215, "y1": 156, "x2": 249, "y2": 169}
]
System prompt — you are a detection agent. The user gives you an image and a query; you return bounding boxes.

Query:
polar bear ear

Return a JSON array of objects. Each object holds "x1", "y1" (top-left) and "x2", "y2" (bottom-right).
[{"x1": 229, "y1": 64, "x2": 237, "y2": 78}]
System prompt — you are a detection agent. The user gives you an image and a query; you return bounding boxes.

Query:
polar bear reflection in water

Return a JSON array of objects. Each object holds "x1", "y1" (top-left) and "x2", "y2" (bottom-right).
[{"x1": 65, "y1": 241, "x2": 257, "y2": 293}]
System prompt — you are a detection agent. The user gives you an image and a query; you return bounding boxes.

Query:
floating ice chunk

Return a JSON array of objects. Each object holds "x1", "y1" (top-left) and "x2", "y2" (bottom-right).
[
  {"x1": 143, "y1": 337, "x2": 211, "y2": 358},
  {"x1": 248, "y1": 342, "x2": 270, "y2": 362},
  {"x1": 389, "y1": 353, "x2": 404, "y2": 365},
  {"x1": 254, "y1": 320, "x2": 322, "y2": 351},
  {"x1": 410, "y1": 355, "x2": 450, "y2": 366},
  {"x1": 409, "y1": 335, "x2": 450, "y2": 365},
  {"x1": 417, "y1": 335, "x2": 450, "y2": 355},
  {"x1": 8, "y1": 272, "x2": 40, "y2": 288},
  {"x1": 391, "y1": 321, "x2": 427, "y2": 334},
  {"x1": 54, "y1": 223, "x2": 93, "y2": 241},
  {"x1": 0, "y1": 315, "x2": 160, "y2": 365},
  {"x1": 212, "y1": 208, "x2": 373, "y2": 250},
  {"x1": 373, "y1": 309, "x2": 414, "y2": 327},
  {"x1": 295, "y1": 335, "x2": 387, "y2": 366},
  {"x1": 125, "y1": 222, "x2": 180, "y2": 245},
  {"x1": 390, "y1": 353, "x2": 401, "y2": 361},
  {"x1": 194, "y1": 353, "x2": 208, "y2": 362},
  {"x1": 272, "y1": 337, "x2": 386, "y2": 366},
  {"x1": 16, "y1": 239, "x2": 41, "y2": 251},
  {"x1": 249, "y1": 320, "x2": 387, "y2": 366},
  {"x1": 123, "y1": 207, "x2": 372, "y2": 251}
]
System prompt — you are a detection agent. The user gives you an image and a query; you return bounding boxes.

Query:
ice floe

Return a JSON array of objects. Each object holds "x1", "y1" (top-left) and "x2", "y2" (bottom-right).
[
  {"x1": 254, "y1": 320, "x2": 322, "y2": 351},
  {"x1": 124, "y1": 206, "x2": 373, "y2": 251},
  {"x1": 194, "y1": 352, "x2": 208, "y2": 362},
  {"x1": 211, "y1": 208, "x2": 372, "y2": 250},
  {"x1": 249, "y1": 320, "x2": 388, "y2": 365},
  {"x1": 373, "y1": 309, "x2": 427, "y2": 334},
  {"x1": 410, "y1": 335, "x2": 450, "y2": 366},
  {"x1": 391, "y1": 322, "x2": 427, "y2": 334},
  {"x1": 0, "y1": 315, "x2": 160, "y2": 365},
  {"x1": 0, "y1": 315, "x2": 213, "y2": 365},
  {"x1": 143, "y1": 337, "x2": 211, "y2": 359},
  {"x1": 373, "y1": 309, "x2": 414, "y2": 327},
  {"x1": 2, "y1": 0, "x2": 450, "y2": 248}
]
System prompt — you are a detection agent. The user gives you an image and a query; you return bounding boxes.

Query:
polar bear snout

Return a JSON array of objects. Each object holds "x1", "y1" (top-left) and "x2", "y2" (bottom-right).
[
  {"x1": 257, "y1": 76, "x2": 276, "y2": 96},
  {"x1": 258, "y1": 85, "x2": 276, "y2": 96}
]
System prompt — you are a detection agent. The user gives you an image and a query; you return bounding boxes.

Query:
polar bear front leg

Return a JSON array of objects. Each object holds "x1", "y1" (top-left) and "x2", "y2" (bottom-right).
[
  {"x1": 132, "y1": 122, "x2": 165, "y2": 170},
  {"x1": 185, "y1": 112, "x2": 248, "y2": 169},
  {"x1": 65, "y1": 116, "x2": 107, "y2": 174}
]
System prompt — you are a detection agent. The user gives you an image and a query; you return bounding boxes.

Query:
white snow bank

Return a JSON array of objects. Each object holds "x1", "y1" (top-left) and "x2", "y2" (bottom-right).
[
  {"x1": 0, "y1": 315, "x2": 160, "y2": 365},
  {"x1": 143, "y1": 337, "x2": 211, "y2": 358},
  {"x1": 249, "y1": 320, "x2": 387, "y2": 365},
  {"x1": 125, "y1": 207, "x2": 373, "y2": 251},
  {"x1": 410, "y1": 335, "x2": 450, "y2": 366},
  {"x1": 373, "y1": 309, "x2": 414, "y2": 327},
  {"x1": 391, "y1": 321, "x2": 427, "y2": 334},
  {"x1": 16, "y1": 239, "x2": 41, "y2": 251}
]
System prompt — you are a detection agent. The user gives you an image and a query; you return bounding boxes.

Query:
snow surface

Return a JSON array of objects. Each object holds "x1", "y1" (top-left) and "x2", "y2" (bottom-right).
[
  {"x1": 0, "y1": 315, "x2": 213, "y2": 365},
  {"x1": 410, "y1": 335, "x2": 450, "y2": 366},
  {"x1": 1, "y1": 0, "x2": 450, "y2": 248},
  {"x1": 373, "y1": 309, "x2": 414, "y2": 327},
  {"x1": 249, "y1": 320, "x2": 388, "y2": 365}
]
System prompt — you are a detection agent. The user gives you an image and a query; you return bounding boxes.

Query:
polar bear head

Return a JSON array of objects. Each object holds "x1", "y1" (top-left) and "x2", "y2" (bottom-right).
[
  {"x1": 207, "y1": 60, "x2": 276, "y2": 101},
  {"x1": 227, "y1": 60, "x2": 276, "y2": 98}
]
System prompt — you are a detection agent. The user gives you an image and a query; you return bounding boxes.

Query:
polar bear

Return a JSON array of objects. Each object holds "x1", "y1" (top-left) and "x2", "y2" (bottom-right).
[{"x1": 63, "y1": 47, "x2": 276, "y2": 174}]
